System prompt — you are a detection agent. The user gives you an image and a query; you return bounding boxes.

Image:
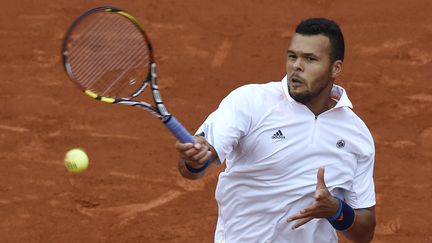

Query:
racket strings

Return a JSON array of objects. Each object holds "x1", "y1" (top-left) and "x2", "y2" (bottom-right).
[
  {"x1": 79, "y1": 19, "x2": 144, "y2": 86},
  {"x1": 67, "y1": 12, "x2": 151, "y2": 98},
  {"x1": 74, "y1": 15, "x2": 149, "y2": 94},
  {"x1": 68, "y1": 15, "x2": 112, "y2": 73},
  {"x1": 70, "y1": 16, "x2": 124, "y2": 82},
  {"x1": 70, "y1": 14, "x2": 148, "y2": 81}
]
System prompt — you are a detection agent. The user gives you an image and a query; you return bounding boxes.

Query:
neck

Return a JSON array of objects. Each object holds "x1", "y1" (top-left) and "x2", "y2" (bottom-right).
[{"x1": 304, "y1": 82, "x2": 336, "y2": 116}]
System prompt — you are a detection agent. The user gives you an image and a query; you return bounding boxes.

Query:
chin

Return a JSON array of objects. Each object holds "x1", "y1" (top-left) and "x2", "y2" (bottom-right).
[{"x1": 289, "y1": 90, "x2": 313, "y2": 104}]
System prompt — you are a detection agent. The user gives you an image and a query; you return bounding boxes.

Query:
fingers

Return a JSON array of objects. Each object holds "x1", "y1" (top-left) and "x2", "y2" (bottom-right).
[
  {"x1": 175, "y1": 137, "x2": 210, "y2": 168},
  {"x1": 291, "y1": 217, "x2": 313, "y2": 229},
  {"x1": 175, "y1": 140, "x2": 194, "y2": 151},
  {"x1": 193, "y1": 147, "x2": 211, "y2": 162},
  {"x1": 287, "y1": 204, "x2": 324, "y2": 230},
  {"x1": 316, "y1": 166, "x2": 327, "y2": 190},
  {"x1": 287, "y1": 208, "x2": 314, "y2": 229},
  {"x1": 315, "y1": 166, "x2": 332, "y2": 202},
  {"x1": 287, "y1": 204, "x2": 316, "y2": 222},
  {"x1": 287, "y1": 167, "x2": 341, "y2": 229}
]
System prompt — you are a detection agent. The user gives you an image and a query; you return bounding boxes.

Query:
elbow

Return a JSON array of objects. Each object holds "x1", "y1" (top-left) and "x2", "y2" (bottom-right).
[
  {"x1": 357, "y1": 213, "x2": 377, "y2": 243},
  {"x1": 345, "y1": 207, "x2": 376, "y2": 243}
]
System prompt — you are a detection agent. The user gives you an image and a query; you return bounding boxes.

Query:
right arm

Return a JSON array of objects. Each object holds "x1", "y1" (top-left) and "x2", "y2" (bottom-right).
[
  {"x1": 175, "y1": 136, "x2": 219, "y2": 180},
  {"x1": 175, "y1": 85, "x2": 257, "y2": 179}
]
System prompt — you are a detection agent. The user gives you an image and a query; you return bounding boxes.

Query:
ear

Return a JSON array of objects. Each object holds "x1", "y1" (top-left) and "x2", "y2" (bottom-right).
[{"x1": 331, "y1": 60, "x2": 343, "y2": 79}]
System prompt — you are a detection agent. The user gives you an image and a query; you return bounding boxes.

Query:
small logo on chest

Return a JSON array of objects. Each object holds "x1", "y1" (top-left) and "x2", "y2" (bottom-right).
[
  {"x1": 272, "y1": 130, "x2": 285, "y2": 140},
  {"x1": 336, "y1": 139, "x2": 346, "y2": 148}
]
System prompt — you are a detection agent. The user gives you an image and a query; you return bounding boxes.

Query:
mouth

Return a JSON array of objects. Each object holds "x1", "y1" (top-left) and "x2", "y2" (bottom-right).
[{"x1": 289, "y1": 75, "x2": 304, "y2": 87}]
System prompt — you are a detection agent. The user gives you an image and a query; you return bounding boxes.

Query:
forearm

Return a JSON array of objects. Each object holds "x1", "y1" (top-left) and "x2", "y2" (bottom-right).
[{"x1": 342, "y1": 207, "x2": 376, "y2": 243}]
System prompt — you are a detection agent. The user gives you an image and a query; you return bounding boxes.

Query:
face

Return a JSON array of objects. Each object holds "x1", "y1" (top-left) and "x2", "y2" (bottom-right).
[{"x1": 286, "y1": 34, "x2": 340, "y2": 104}]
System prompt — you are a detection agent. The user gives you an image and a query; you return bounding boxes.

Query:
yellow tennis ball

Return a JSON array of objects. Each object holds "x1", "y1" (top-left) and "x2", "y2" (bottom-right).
[{"x1": 64, "y1": 148, "x2": 89, "y2": 173}]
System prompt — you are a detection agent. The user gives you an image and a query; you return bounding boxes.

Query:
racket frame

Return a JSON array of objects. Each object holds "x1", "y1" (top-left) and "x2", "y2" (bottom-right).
[
  {"x1": 62, "y1": 6, "x2": 210, "y2": 167},
  {"x1": 62, "y1": 6, "x2": 171, "y2": 121}
]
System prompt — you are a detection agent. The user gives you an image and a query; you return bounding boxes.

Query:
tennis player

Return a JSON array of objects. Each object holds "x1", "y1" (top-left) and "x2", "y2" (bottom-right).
[{"x1": 175, "y1": 18, "x2": 376, "y2": 243}]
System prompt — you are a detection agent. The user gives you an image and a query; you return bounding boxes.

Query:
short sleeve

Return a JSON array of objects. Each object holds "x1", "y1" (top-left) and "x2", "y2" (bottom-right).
[
  {"x1": 195, "y1": 85, "x2": 254, "y2": 163},
  {"x1": 343, "y1": 124, "x2": 376, "y2": 209}
]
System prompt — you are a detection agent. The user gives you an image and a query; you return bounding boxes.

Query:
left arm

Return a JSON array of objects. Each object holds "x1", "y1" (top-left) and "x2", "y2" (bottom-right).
[
  {"x1": 288, "y1": 167, "x2": 376, "y2": 243},
  {"x1": 343, "y1": 206, "x2": 376, "y2": 243}
]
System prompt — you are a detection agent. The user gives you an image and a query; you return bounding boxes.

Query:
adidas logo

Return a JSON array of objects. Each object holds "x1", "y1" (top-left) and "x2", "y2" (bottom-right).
[{"x1": 272, "y1": 130, "x2": 285, "y2": 140}]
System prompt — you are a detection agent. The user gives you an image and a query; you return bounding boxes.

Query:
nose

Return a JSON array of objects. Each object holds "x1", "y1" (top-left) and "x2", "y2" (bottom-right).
[{"x1": 293, "y1": 58, "x2": 303, "y2": 72}]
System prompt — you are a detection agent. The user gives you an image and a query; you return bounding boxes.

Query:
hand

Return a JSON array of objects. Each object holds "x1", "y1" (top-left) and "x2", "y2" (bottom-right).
[
  {"x1": 175, "y1": 136, "x2": 212, "y2": 169},
  {"x1": 287, "y1": 166, "x2": 340, "y2": 229}
]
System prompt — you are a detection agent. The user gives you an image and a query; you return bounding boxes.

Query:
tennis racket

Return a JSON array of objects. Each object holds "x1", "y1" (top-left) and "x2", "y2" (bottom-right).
[{"x1": 62, "y1": 6, "x2": 196, "y2": 147}]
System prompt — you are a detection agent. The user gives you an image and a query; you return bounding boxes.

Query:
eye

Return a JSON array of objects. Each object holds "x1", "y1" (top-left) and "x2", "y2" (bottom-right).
[
  {"x1": 306, "y1": 56, "x2": 317, "y2": 62},
  {"x1": 287, "y1": 54, "x2": 297, "y2": 61}
]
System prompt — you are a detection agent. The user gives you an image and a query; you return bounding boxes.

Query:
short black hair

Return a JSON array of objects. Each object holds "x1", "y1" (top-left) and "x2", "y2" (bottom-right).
[{"x1": 295, "y1": 18, "x2": 345, "y2": 61}]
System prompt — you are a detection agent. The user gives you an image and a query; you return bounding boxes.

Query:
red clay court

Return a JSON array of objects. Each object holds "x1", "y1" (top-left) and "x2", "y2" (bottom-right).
[{"x1": 1, "y1": 0, "x2": 431, "y2": 242}]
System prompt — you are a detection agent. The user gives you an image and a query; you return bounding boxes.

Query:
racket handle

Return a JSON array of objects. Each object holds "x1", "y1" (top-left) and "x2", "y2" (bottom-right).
[
  {"x1": 165, "y1": 116, "x2": 212, "y2": 173},
  {"x1": 164, "y1": 116, "x2": 195, "y2": 144}
]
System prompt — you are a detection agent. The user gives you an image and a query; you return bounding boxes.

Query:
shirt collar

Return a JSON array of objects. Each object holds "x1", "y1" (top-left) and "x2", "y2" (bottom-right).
[{"x1": 281, "y1": 75, "x2": 353, "y2": 109}]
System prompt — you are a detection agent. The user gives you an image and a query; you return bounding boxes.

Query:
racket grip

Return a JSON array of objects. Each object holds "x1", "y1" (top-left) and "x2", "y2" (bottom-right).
[
  {"x1": 165, "y1": 116, "x2": 212, "y2": 173},
  {"x1": 164, "y1": 116, "x2": 195, "y2": 144}
]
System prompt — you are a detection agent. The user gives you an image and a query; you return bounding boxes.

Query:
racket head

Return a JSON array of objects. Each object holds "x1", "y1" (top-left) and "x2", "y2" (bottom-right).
[{"x1": 62, "y1": 6, "x2": 155, "y2": 101}]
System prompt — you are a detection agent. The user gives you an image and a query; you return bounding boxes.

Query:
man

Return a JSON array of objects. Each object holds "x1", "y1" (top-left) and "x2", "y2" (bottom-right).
[{"x1": 175, "y1": 18, "x2": 376, "y2": 243}]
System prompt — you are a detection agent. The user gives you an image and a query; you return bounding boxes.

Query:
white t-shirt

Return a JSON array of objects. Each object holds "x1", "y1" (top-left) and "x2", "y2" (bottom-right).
[{"x1": 196, "y1": 76, "x2": 376, "y2": 243}]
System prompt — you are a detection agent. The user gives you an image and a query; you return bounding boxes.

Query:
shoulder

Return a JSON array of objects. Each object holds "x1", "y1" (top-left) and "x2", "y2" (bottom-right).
[
  {"x1": 352, "y1": 111, "x2": 373, "y2": 140},
  {"x1": 342, "y1": 108, "x2": 375, "y2": 149},
  {"x1": 223, "y1": 81, "x2": 283, "y2": 105}
]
